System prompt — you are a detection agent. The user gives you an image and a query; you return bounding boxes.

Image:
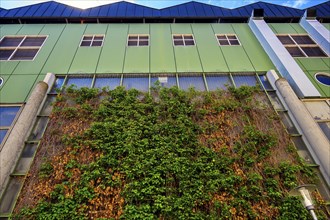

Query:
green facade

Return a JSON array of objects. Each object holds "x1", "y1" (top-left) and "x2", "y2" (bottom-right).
[
  {"x1": 0, "y1": 23, "x2": 329, "y2": 103},
  {"x1": 269, "y1": 23, "x2": 330, "y2": 97}
]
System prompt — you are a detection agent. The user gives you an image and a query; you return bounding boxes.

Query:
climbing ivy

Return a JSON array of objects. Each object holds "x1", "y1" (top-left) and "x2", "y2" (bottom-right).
[{"x1": 13, "y1": 86, "x2": 327, "y2": 219}]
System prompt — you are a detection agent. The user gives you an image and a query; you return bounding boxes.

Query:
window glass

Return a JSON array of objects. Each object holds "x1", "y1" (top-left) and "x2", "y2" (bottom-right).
[
  {"x1": 206, "y1": 75, "x2": 232, "y2": 90},
  {"x1": 50, "y1": 77, "x2": 65, "y2": 93},
  {"x1": 315, "y1": 73, "x2": 330, "y2": 86},
  {"x1": 173, "y1": 34, "x2": 195, "y2": 46},
  {"x1": 66, "y1": 77, "x2": 93, "y2": 88},
  {"x1": 10, "y1": 49, "x2": 39, "y2": 60},
  {"x1": 232, "y1": 75, "x2": 258, "y2": 87},
  {"x1": 0, "y1": 37, "x2": 24, "y2": 47},
  {"x1": 0, "y1": 77, "x2": 3, "y2": 87},
  {"x1": 216, "y1": 34, "x2": 240, "y2": 46},
  {"x1": 127, "y1": 35, "x2": 149, "y2": 47},
  {"x1": 0, "y1": 129, "x2": 8, "y2": 144},
  {"x1": 277, "y1": 34, "x2": 327, "y2": 58},
  {"x1": 178, "y1": 76, "x2": 205, "y2": 91},
  {"x1": 0, "y1": 106, "x2": 20, "y2": 127},
  {"x1": 318, "y1": 122, "x2": 330, "y2": 140},
  {"x1": 123, "y1": 76, "x2": 149, "y2": 91},
  {"x1": 301, "y1": 47, "x2": 327, "y2": 57},
  {"x1": 151, "y1": 76, "x2": 177, "y2": 88},
  {"x1": 258, "y1": 75, "x2": 273, "y2": 90},
  {"x1": 80, "y1": 35, "x2": 104, "y2": 47},
  {"x1": 94, "y1": 77, "x2": 121, "y2": 90},
  {"x1": 0, "y1": 36, "x2": 46, "y2": 61}
]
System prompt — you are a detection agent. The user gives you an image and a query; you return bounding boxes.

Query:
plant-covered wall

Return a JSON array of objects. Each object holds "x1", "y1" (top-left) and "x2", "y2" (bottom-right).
[{"x1": 14, "y1": 85, "x2": 327, "y2": 219}]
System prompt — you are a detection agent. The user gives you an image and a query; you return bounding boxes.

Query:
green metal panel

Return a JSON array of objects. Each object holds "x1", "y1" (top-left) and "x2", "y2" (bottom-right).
[
  {"x1": 305, "y1": 71, "x2": 329, "y2": 97},
  {"x1": 322, "y1": 23, "x2": 330, "y2": 30},
  {"x1": 13, "y1": 24, "x2": 66, "y2": 75},
  {"x1": 41, "y1": 24, "x2": 87, "y2": 74},
  {"x1": 211, "y1": 24, "x2": 235, "y2": 34},
  {"x1": 171, "y1": 24, "x2": 203, "y2": 72},
  {"x1": 212, "y1": 24, "x2": 255, "y2": 72},
  {"x1": 150, "y1": 24, "x2": 176, "y2": 73},
  {"x1": 0, "y1": 62, "x2": 19, "y2": 75},
  {"x1": 268, "y1": 24, "x2": 302, "y2": 34},
  {"x1": 0, "y1": 25, "x2": 23, "y2": 37},
  {"x1": 0, "y1": 74, "x2": 38, "y2": 103},
  {"x1": 291, "y1": 24, "x2": 307, "y2": 34},
  {"x1": 322, "y1": 58, "x2": 330, "y2": 68},
  {"x1": 123, "y1": 24, "x2": 149, "y2": 73},
  {"x1": 96, "y1": 24, "x2": 128, "y2": 73},
  {"x1": 171, "y1": 24, "x2": 194, "y2": 34},
  {"x1": 221, "y1": 47, "x2": 255, "y2": 72},
  {"x1": 16, "y1": 24, "x2": 45, "y2": 35},
  {"x1": 232, "y1": 24, "x2": 275, "y2": 72},
  {"x1": 296, "y1": 58, "x2": 330, "y2": 71},
  {"x1": 0, "y1": 75, "x2": 10, "y2": 93},
  {"x1": 192, "y1": 24, "x2": 229, "y2": 72},
  {"x1": 69, "y1": 24, "x2": 107, "y2": 74}
]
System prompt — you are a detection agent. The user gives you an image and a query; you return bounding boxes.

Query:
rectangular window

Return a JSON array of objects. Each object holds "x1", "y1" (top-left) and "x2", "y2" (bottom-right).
[
  {"x1": 0, "y1": 106, "x2": 20, "y2": 145},
  {"x1": 277, "y1": 34, "x2": 327, "y2": 57},
  {"x1": 127, "y1": 35, "x2": 149, "y2": 47},
  {"x1": 0, "y1": 36, "x2": 47, "y2": 61},
  {"x1": 173, "y1": 34, "x2": 195, "y2": 46},
  {"x1": 80, "y1": 35, "x2": 104, "y2": 47},
  {"x1": 216, "y1": 34, "x2": 240, "y2": 46}
]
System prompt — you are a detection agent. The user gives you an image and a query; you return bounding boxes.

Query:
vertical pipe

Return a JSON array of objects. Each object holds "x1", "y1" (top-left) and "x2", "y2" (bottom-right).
[{"x1": 275, "y1": 78, "x2": 330, "y2": 186}]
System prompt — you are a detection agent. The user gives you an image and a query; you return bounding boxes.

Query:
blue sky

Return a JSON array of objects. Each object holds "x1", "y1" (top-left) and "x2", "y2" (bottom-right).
[{"x1": 0, "y1": 0, "x2": 328, "y2": 9}]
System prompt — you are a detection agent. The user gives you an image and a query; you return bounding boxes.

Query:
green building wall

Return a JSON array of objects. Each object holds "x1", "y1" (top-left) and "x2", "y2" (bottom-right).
[{"x1": 269, "y1": 23, "x2": 330, "y2": 97}]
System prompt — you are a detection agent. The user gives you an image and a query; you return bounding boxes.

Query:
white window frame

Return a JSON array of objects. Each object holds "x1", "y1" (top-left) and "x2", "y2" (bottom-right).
[
  {"x1": 0, "y1": 35, "x2": 48, "y2": 61},
  {"x1": 276, "y1": 34, "x2": 328, "y2": 58},
  {"x1": 172, "y1": 34, "x2": 196, "y2": 47},
  {"x1": 215, "y1": 34, "x2": 241, "y2": 46},
  {"x1": 127, "y1": 34, "x2": 149, "y2": 47},
  {"x1": 79, "y1": 34, "x2": 105, "y2": 47}
]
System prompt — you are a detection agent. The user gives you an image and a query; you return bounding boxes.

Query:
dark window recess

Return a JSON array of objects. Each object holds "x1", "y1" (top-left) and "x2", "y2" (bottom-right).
[
  {"x1": 127, "y1": 35, "x2": 149, "y2": 47},
  {"x1": 286, "y1": 47, "x2": 305, "y2": 57},
  {"x1": 0, "y1": 49, "x2": 15, "y2": 60},
  {"x1": 291, "y1": 35, "x2": 315, "y2": 44},
  {"x1": 80, "y1": 35, "x2": 104, "y2": 47},
  {"x1": 0, "y1": 37, "x2": 24, "y2": 47},
  {"x1": 173, "y1": 34, "x2": 195, "y2": 46},
  {"x1": 277, "y1": 35, "x2": 295, "y2": 45},
  {"x1": 21, "y1": 36, "x2": 46, "y2": 47},
  {"x1": 301, "y1": 47, "x2": 327, "y2": 57},
  {"x1": 216, "y1": 34, "x2": 240, "y2": 46},
  {"x1": 10, "y1": 49, "x2": 39, "y2": 60}
]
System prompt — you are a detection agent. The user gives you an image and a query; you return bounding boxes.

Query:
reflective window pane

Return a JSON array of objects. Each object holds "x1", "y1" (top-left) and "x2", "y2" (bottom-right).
[
  {"x1": 66, "y1": 77, "x2": 93, "y2": 88},
  {"x1": 0, "y1": 37, "x2": 24, "y2": 47},
  {"x1": 258, "y1": 75, "x2": 273, "y2": 90},
  {"x1": 179, "y1": 76, "x2": 205, "y2": 91},
  {"x1": 123, "y1": 76, "x2": 149, "y2": 92},
  {"x1": 94, "y1": 77, "x2": 121, "y2": 90},
  {"x1": 291, "y1": 35, "x2": 315, "y2": 44},
  {"x1": 232, "y1": 75, "x2": 258, "y2": 87},
  {"x1": 277, "y1": 35, "x2": 294, "y2": 45},
  {"x1": 206, "y1": 75, "x2": 232, "y2": 90},
  {"x1": 0, "y1": 129, "x2": 8, "y2": 144},
  {"x1": 0, "y1": 49, "x2": 14, "y2": 60},
  {"x1": 0, "y1": 106, "x2": 20, "y2": 127},
  {"x1": 286, "y1": 47, "x2": 305, "y2": 57},
  {"x1": 151, "y1": 76, "x2": 177, "y2": 88},
  {"x1": 50, "y1": 77, "x2": 65, "y2": 93},
  {"x1": 21, "y1": 37, "x2": 46, "y2": 47},
  {"x1": 10, "y1": 49, "x2": 38, "y2": 60},
  {"x1": 301, "y1": 47, "x2": 327, "y2": 57}
]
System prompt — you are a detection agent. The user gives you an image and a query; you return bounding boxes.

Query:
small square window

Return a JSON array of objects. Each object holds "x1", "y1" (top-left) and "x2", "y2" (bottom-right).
[
  {"x1": 277, "y1": 35, "x2": 295, "y2": 45},
  {"x1": 216, "y1": 34, "x2": 240, "y2": 46},
  {"x1": 80, "y1": 35, "x2": 104, "y2": 47},
  {"x1": 127, "y1": 35, "x2": 149, "y2": 47},
  {"x1": 173, "y1": 34, "x2": 195, "y2": 46}
]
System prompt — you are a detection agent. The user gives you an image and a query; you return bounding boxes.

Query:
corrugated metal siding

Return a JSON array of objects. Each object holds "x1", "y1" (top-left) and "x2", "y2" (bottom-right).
[{"x1": 2, "y1": 1, "x2": 324, "y2": 19}]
